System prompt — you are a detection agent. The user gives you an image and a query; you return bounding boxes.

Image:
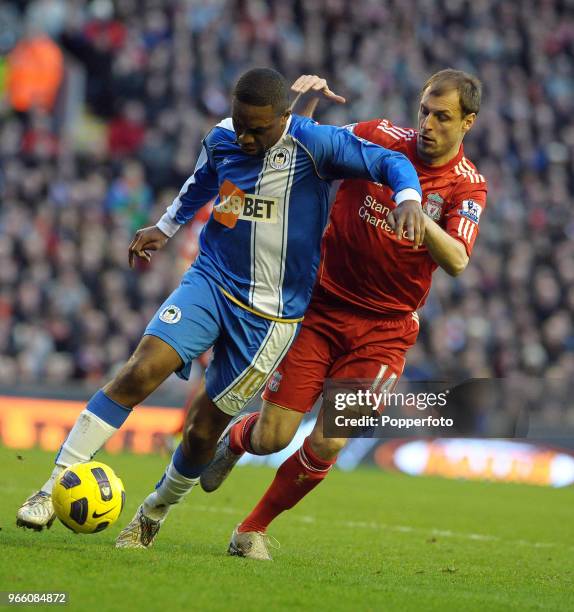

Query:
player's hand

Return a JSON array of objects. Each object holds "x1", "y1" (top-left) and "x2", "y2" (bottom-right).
[
  {"x1": 387, "y1": 200, "x2": 426, "y2": 248},
  {"x1": 291, "y1": 75, "x2": 346, "y2": 104},
  {"x1": 128, "y1": 225, "x2": 169, "y2": 268}
]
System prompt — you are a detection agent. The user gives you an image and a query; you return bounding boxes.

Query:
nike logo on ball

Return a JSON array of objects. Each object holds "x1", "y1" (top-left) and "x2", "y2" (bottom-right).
[{"x1": 92, "y1": 508, "x2": 115, "y2": 519}]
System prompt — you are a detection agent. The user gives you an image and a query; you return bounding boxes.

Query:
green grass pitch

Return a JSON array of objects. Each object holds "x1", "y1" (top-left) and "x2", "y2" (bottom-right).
[{"x1": 1, "y1": 446, "x2": 573, "y2": 612}]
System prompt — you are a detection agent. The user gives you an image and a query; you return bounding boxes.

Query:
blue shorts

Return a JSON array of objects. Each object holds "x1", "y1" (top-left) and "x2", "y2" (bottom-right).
[{"x1": 145, "y1": 267, "x2": 299, "y2": 415}]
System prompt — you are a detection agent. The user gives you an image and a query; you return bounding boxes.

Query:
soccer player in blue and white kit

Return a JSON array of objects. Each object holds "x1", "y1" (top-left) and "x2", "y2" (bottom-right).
[{"x1": 16, "y1": 68, "x2": 424, "y2": 546}]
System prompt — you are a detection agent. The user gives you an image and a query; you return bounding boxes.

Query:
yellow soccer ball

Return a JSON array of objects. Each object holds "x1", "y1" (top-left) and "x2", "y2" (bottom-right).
[{"x1": 52, "y1": 461, "x2": 125, "y2": 534}]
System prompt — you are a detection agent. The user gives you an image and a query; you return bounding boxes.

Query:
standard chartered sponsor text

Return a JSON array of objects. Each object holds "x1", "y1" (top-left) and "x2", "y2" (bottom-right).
[{"x1": 359, "y1": 195, "x2": 410, "y2": 238}]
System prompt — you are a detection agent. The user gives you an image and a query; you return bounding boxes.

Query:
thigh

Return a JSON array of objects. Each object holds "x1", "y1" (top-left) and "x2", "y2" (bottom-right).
[
  {"x1": 144, "y1": 268, "x2": 222, "y2": 380},
  {"x1": 329, "y1": 314, "x2": 420, "y2": 388},
  {"x1": 261, "y1": 317, "x2": 335, "y2": 413},
  {"x1": 206, "y1": 301, "x2": 299, "y2": 416}
]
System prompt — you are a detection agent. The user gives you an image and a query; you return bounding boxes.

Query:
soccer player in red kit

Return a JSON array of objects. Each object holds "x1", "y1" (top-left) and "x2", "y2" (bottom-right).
[{"x1": 200, "y1": 69, "x2": 487, "y2": 559}]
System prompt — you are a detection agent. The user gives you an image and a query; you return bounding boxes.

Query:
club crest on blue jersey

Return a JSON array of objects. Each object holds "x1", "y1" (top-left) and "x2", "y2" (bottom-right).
[
  {"x1": 269, "y1": 147, "x2": 291, "y2": 170},
  {"x1": 423, "y1": 192, "x2": 444, "y2": 221},
  {"x1": 459, "y1": 199, "x2": 482, "y2": 223},
  {"x1": 159, "y1": 305, "x2": 182, "y2": 324}
]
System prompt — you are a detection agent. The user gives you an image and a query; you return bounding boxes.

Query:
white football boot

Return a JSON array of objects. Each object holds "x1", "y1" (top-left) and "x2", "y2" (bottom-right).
[
  {"x1": 16, "y1": 491, "x2": 56, "y2": 531},
  {"x1": 227, "y1": 525, "x2": 279, "y2": 561},
  {"x1": 115, "y1": 505, "x2": 163, "y2": 549}
]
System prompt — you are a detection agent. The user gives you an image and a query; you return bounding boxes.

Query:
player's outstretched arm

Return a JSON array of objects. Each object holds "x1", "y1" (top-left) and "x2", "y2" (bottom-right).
[
  {"x1": 291, "y1": 84, "x2": 425, "y2": 247},
  {"x1": 422, "y1": 216, "x2": 469, "y2": 276},
  {"x1": 298, "y1": 123, "x2": 425, "y2": 247},
  {"x1": 290, "y1": 74, "x2": 346, "y2": 118}
]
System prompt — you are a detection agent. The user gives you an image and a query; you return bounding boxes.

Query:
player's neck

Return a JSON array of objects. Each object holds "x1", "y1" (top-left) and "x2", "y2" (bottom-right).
[{"x1": 416, "y1": 142, "x2": 463, "y2": 168}]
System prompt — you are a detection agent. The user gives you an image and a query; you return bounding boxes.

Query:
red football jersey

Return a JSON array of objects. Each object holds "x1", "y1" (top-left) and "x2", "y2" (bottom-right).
[{"x1": 318, "y1": 119, "x2": 488, "y2": 316}]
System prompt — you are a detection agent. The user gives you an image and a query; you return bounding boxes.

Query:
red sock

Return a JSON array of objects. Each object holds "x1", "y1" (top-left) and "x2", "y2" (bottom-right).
[
  {"x1": 238, "y1": 437, "x2": 337, "y2": 533},
  {"x1": 228, "y1": 412, "x2": 260, "y2": 455}
]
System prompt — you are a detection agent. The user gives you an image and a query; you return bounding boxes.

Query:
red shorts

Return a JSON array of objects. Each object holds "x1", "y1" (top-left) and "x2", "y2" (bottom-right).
[{"x1": 262, "y1": 288, "x2": 419, "y2": 413}]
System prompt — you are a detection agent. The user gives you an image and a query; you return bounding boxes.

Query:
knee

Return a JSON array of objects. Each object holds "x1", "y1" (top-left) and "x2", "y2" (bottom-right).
[{"x1": 308, "y1": 434, "x2": 346, "y2": 462}]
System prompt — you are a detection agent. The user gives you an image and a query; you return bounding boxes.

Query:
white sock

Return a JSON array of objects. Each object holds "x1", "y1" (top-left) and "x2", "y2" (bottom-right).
[
  {"x1": 40, "y1": 465, "x2": 65, "y2": 495},
  {"x1": 142, "y1": 462, "x2": 199, "y2": 521},
  {"x1": 40, "y1": 410, "x2": 117, "y2": 494}
]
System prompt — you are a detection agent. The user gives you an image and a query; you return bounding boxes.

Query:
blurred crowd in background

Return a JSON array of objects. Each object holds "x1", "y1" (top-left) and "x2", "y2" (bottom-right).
[{"x1": 1, "y1": 0, "x2": 573, "y2": 394}]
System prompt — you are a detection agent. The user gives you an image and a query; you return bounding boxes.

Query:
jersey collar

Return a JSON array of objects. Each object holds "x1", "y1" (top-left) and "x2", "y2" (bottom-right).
[{"x1": 274, "y1": 114, "x2": 293, "y2": 146}]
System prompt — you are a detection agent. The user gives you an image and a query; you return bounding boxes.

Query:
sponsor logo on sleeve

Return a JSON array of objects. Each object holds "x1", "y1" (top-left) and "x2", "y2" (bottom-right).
[
  {"x1": 423, "y1": 192, "x2": 444, "y2": 221},
  {"x1": 159, "y1": 305, "x2": 182, "y2": 324},
  {"x1": 459, "y1": 199, "x2": 483, "y2": 223}
]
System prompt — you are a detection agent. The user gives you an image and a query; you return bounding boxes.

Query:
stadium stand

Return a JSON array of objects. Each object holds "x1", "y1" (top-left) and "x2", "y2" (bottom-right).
[{"x1": 1, "y1": 0, "x2": 573, "y2": 390}]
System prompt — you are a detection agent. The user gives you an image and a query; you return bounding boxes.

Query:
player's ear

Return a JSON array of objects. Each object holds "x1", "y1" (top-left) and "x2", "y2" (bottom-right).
[{"x1": 462, "y1": 112, "x2": 476, "y2": 134}]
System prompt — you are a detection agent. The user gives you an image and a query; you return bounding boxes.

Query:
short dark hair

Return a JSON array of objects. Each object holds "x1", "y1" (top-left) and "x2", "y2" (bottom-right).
[
  {"x1": 421, "y1": 69, "x2": 482, "y2": 116},
  {"x1": 233, "y1": 68, "x2": 290, "y2": 115}
]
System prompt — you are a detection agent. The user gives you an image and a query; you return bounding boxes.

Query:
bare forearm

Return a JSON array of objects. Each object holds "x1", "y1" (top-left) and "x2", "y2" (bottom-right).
[
  {"x1": 423, "y1": 216, "x2": 469, "y2": 276},
  {"x1": 290, "y1": 75, "x2": 346, "y2": 117},
  {"x1": 291, "y1": 94, "x2": 320, "y2": 118}
]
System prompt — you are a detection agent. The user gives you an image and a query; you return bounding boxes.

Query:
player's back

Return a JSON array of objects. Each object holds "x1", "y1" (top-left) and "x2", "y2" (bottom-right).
[{"x1": 318, "y1": 119, "x2": 487, "y2": 316}]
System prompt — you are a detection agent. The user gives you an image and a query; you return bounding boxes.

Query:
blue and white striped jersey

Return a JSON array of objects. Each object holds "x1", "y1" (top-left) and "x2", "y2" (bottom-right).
[{"x1": 157, "y1": 114, "x2": 421, "y2": 321}]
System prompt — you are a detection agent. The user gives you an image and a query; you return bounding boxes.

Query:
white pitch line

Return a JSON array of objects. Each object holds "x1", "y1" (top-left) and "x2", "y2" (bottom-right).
[{"x1": 190, "y1": 504, "x2": 573, "y2": 552}]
